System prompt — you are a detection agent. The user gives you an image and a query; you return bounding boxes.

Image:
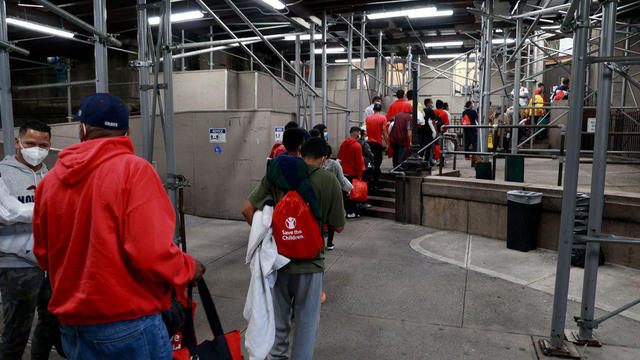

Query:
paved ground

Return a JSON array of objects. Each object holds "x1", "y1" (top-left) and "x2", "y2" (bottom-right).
[
  {"x1": 16, "y1": 215, "x2": 640, "y2": 359},
  {"x1": 188, "y1": 215, "x2": 640, "y2": 360},
  {"x1": 446, "y1": 156, "x2": 640, "y2": 193}
]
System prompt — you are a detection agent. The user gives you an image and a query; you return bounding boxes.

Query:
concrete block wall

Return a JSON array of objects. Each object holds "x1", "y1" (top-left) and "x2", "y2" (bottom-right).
[{"x1": 420, "y1": 176, "x2": 640, "y2": 269}]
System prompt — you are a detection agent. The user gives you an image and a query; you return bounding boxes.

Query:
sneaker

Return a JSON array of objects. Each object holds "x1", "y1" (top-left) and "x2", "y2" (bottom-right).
[
  {"x1": 327, "y1": 243, "x2": 335, "y2": 250},
  {"x1": 362, "y1": 203, "x2": 372, "y2": 208},
  {"x1": 346, "y1": 213, "x2": 357, "y2": 219}
]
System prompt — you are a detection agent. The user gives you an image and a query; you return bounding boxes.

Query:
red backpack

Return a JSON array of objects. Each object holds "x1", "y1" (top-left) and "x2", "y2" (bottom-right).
[
  {"x1": 462, "y1": 114, "x2": 471, "y2": 126},
  {"x1": 272, "y1": 191, "x2": 323, "y2": 259}
]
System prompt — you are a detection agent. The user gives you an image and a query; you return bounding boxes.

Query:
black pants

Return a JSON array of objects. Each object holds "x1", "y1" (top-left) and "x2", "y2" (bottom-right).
[
  {"x1": 368, "y1": 142, "x2": 383, "y2": 189},
  {"x1": 343, "y1": 177, "x2": 357, "y2": 215},
  {"x1": 391, "y1": 143, "x2": 407, "y2": 168}
]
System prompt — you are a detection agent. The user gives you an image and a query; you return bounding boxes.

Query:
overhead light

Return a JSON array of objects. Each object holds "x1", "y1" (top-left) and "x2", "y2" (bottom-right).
[
  {"x1": 496, "y1": 29, "x2": 503, "y2": 33},
  {"x1": 427, "y1": 53, "x2": 465, "y2": 59},
  {"x1": 541, "y1": 25, "x2": 561, "y2": 30},
  {"x1": 367, "y1": 7, "x2": 453, "y2": 20},
  {"x1": 314, "y1": 47, "x2": 345, "y2": 54},
  {"x1": 7, "y1": 17, "x2": 74, "y2": 39},
  {"x1": 424, "y1": 41, "x2": 463, "y2": 48},
  {"x1": 292, "y1": 17, "x2": 310, "y2": 29},
  {"x1": 283, "y1": 34, "x2": 321, "y2": 41},
  {"x1": 309, "y1": 16, "x2": 322, "y2": 27},
  {"x1": 148, "y1": 10, "x2": 204, "y2": 25},
  {"x1": 18, "y1": 1, "x2": 43, "y2": 8},
  {"x1": 492, "y1": 38, "x2": 515, "y2": 44},
  {"x1": 334, "y1": 58, "x2": 361, "y2": 63},
  {"x1": 258, "y1": 0, "x2": 286, "y2": 10}
]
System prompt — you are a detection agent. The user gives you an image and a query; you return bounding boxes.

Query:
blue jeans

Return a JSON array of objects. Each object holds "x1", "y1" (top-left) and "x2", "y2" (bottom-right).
[{"x1": 60, "y1": 314, "x2": 172, "y2": 360}]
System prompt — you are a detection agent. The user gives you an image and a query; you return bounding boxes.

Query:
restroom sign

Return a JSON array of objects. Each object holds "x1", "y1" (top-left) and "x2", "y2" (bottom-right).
[
  {"x1": 275, "y1": 127, "x2": 284, "y2": 143},
  {"x1": 209, "y1": 128, "x2": 227, "y2": 143}
]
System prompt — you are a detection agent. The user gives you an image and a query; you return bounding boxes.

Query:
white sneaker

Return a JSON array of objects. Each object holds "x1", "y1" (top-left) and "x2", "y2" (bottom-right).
[{"x1": 346, "y1": 213, "x2": 357, "y2": 219}]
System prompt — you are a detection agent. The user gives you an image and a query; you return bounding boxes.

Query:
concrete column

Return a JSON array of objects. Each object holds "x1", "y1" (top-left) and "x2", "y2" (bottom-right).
[{"x1": 309, "y1": 24, "x2": 316, "y2": 127}]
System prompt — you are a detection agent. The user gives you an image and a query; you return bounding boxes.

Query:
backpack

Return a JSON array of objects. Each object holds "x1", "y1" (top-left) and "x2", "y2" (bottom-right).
[
  {"x1": 272, "y1": 190, "x2": 324, "y2": 259},
  {"x1": 434, "y1": 114, "x2": 444, "y2": 133},
  {"x1": 462, "y1": 114, "x2": 471, "y2": 126}
]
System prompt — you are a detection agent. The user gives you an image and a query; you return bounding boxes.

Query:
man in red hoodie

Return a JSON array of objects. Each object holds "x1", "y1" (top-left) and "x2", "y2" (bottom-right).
[
  {"x1": 337, "y1": 127, "x2": 364, "y2": 218},
  {"x1": 33, "y1": 93, "x2": 205, "y2": 359}
]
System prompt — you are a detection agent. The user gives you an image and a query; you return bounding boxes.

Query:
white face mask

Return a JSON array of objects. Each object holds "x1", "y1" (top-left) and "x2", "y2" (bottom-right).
[{"x1": 19, "y1": 140, "x2": 49, "y2": 167}]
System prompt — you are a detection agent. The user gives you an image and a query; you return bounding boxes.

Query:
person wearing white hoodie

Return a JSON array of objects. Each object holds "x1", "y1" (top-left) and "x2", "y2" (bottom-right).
[{"x1": 0, "y1": 121, "x2": 57, "y2": 360}]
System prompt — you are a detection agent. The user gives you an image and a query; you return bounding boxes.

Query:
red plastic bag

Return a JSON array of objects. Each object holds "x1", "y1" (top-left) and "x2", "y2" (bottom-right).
[
  {"x1": 272, "y1": 191, "x2": 323, "y2": 259},
  {"x1": 349, "y1": 179, "x2": 368, "y2": 202},
  {"x1": 433, "y1": 145, "x2": 441, "y2": 160}
]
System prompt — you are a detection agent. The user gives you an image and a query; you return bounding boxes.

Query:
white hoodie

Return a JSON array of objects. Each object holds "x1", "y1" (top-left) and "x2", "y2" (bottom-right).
[{"x1": 0, "y1": 155, "x2": 48, "y2": 268}]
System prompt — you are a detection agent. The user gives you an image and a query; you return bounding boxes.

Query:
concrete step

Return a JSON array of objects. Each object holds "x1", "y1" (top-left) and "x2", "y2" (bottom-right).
[
  {"x1": 370, "y1": 187, "x2": 395, "y2": 198},
  {"x1": 377, "y1": 179, "x2": 395, "y2": 189},
  {"x1": 367, "y1": 195, "x2": 396, "y2": 208},
  {"x1": 361, "y1": 205, "x2": 395, "y2": 220},
  {"x1": 379, "y1": 172, "x2": 396, "y2": 181}
]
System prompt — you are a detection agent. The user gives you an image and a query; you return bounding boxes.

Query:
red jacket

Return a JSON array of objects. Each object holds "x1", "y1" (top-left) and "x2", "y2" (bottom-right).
[
  {"x1": 337, "y1": 138, "x2": 364, "y2": 179},
  {"x1": 33, "y1": 137, "x2": 195, "y2": 326},
  {"x1": 269, "y1": 142, "x2": 286, "y2": 158}
]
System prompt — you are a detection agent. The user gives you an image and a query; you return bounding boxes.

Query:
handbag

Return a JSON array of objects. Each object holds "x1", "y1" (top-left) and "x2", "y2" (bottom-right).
[
  {"x1": 349, "y1": 178, "x2": 368, "y2": 203},
  {"x1": 174, "y1": 279, "x2": 243, "y2": 360}
]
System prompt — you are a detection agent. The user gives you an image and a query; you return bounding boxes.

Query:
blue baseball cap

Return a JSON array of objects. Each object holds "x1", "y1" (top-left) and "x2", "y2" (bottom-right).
[{"x1": 73, "y1": 93, "x2": 129, "y2": 130}]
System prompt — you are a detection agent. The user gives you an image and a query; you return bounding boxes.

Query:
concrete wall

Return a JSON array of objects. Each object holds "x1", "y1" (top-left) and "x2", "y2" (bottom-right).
[{"x1": 421, "y1": 176, "x2": 640, "y2": 269}]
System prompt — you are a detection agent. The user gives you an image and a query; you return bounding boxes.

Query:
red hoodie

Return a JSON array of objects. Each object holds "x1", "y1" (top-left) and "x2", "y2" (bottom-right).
[
  {"x1": 337, "y1": 138, "x2": 364, "y2": 179},
  {"x1": 33, "y1": 137, "x2": 195, "y2": 326}
]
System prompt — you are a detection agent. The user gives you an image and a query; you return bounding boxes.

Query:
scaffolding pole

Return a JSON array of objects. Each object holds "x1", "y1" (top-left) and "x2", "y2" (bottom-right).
[
  {"x1": 93, "y1": 0, "x2": 108, "y2": 92},
  {"x1": 480, "y1": 0, "x2": 494, "y2": 156},
  {"x1": 545, "y1": 0, "x2": 591, "y2": 354},
  {"x1": 346, "y1": 14, "x2": 354, "y2": 138},
  {"x1": 377, "y1": 32, "x2": 383, "y2": 95},
  {"x1": 577, "y1": 0, "x2": 618, "y2": 344},
  {"x1": 295, "y1": 35, "x2": 301, "y2": 124},
  {"x1": 161, "y1": 0, "x2": 178, "y2": 223},
  {"x1": 209, "y1": 26, "x2": 214, "y2": 70},
  {"x1": 621, "y1": 26, "x2": 630, "y2": 107},
  {"x1": 512, "y1": 15, "x2": 522, "y2": 154},
  {"x1": 309, "y1": 24, "x2": 316, "y2": 127},
  {"x1": 0, "y1": 0, "x2": 15, "y2": 156},
  {"x1": 359, "y1": 14, "x2": 366, "y2": 125},
  {"x1": 322, "y1": 12, "x2": 328, "y2": 125},
  {"x1": 137, "y1": 0, "x2": 152, "y2": 162}
]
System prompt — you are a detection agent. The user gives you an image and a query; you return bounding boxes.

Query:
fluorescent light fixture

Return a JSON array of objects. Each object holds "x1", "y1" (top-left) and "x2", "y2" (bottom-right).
[
  {"x1": 541, "y1": 25, "x2": 561, "y2": 30},
  {"x1": 314, "y1": 47, "x2": 345, "y2": 54},
  {"x1": 258, "y1": 0, "x2": 285, "y2": 10},
  {"x1": 292, "y1": 17, "x2": 310, "y2": 29},
  {"x1": 424, "y1": 41, "x2": 463, "y2": 48},
  {"x1": 334, "y1": 58, "x2": 361, "y2": 63},
  {"x1": 492, "y1": 38, "x2": 515, "y2": 44},
  {"x1": 309, "y1": 16, "x2": 322, "y2": 27},
  {"x1": 496, "y1": 29, "x2": 503, "y2": 33},
  {"x1": 427, "y1": 53, "x2": 465, "y2": 59},
  {"x1": 367, "y1": 7, "x2": 453, "y2": 20},
  {"x1": 18, "y1": 1, "x2": 43, "y2": 8},
  {"x1": 149, "y1": 10, "x2": 204, "y2": 25},
  {"x1": 6, "y1": 17, "x2": 74, "y2": 38},
  {"x1": 284, "y1": 34, "x2": 321, "y2": 41}
]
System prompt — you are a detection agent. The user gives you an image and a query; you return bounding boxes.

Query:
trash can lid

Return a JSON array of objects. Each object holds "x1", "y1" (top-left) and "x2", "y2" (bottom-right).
[{"x1": 507, "y1": 190, "x2": 543, "y2": 204}]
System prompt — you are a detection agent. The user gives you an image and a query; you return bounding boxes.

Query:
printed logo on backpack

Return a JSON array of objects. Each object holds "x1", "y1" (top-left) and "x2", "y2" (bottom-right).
[{"x1": 272, "y1": 191, "x2": 323, "y2": 259}]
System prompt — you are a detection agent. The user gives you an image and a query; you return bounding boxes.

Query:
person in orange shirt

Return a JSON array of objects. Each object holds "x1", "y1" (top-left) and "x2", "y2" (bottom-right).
[{"x1": 386, "y1": 89, "x2": 413, "y2": 122}]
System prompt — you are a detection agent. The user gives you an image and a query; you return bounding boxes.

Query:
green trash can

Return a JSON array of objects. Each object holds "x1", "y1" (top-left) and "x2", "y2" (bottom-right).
[
  {"x1": 505, "y1": 157, "x2": 525, "y2": 182},
  {"x1": 476, "y1": 161, "x2": 492, "y2": 180}
]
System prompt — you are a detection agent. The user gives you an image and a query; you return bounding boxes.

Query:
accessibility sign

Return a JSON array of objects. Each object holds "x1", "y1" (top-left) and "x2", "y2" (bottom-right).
[{"x1": 275, "y1": 127, "x2": 284, "y2": 143}]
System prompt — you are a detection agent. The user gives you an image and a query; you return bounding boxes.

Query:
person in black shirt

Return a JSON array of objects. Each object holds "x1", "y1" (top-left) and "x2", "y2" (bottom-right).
[
  {"x1": 422, "y1": 98, "x2": 437, "y2": 164},
  {"x1": 461, "y1": 101, "x2": 479, "y2": 162}
]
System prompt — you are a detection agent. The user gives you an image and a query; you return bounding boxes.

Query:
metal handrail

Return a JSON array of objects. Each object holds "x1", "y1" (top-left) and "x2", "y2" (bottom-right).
[{"x1": 390, "y1": 136, "x2": 442, "y2": 173}]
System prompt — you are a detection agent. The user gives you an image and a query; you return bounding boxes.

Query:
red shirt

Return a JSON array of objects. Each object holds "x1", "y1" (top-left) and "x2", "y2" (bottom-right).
[
  {"x1": 337, "y1": 138, "x2": 364, "y2": 179},
  {"x1": 33, "y1": 137, "x2": 195, "y2": 326},
  {"x1": 434, "y1": 108, "x2": 450, "y2": 126},
  {"x1": 366, "y1": 114, "x2": 387, "y2": 145},
  {"x1": 386, "y1": 99, "x2": 413, "y2": 121}
]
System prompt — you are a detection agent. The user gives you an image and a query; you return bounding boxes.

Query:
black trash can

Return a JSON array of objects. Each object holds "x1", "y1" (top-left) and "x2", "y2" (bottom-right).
[{"x1": 507, "y1": 190, "x2": 543, "y2": 252}]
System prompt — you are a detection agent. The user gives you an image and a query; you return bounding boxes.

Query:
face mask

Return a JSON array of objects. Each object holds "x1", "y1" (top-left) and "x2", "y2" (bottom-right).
[
  {"x1": 357, "y1": 135, "x2": 361, "y2": 140},
  {"x1": 430, "y1": 104, "x2": 435, "y2": 109},
  {"x1": 323, "y1": 132, "x2": 328, "y2": 140},
  {"x1": 19, "y1": 140, "x2": 49, "y2": 167},
  {"x1": 364, "y1": 136, "x2": 368, "y2": 142}
]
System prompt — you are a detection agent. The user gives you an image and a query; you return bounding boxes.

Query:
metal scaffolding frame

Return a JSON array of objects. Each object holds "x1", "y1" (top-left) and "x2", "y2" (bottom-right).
[{"x1": 3, "y1": 5, "x2": 640, "y2": 358}]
